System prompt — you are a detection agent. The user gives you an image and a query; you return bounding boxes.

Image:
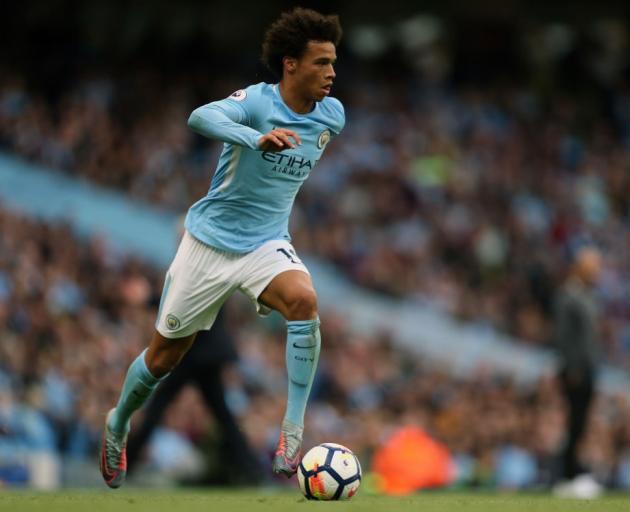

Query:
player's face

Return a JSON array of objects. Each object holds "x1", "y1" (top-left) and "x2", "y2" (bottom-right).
[{"x1": 294, "y1": 41, "x2": 337, "y2": 102}]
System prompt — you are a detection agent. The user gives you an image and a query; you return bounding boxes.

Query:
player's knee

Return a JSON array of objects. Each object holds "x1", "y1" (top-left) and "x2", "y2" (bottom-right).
[
  {"x1": 146, "y1": 357, "x2": 173, "y2": 378},
  {"x1": 286, "y1": 288, "x2": 318, "y2": 320},
  {"x1": 146, "y1": 347, "x2": 185, "y2": 378}
]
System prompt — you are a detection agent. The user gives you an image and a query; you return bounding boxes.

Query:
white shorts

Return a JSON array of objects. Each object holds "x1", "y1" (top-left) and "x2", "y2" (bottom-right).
[{"x1": 155, "y1": 231, "x2": 310, "y2": 338}]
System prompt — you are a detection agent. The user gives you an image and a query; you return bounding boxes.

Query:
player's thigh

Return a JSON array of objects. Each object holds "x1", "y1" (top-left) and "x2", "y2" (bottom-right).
[
  {"x1": 239, "y1": 240, "x2": 316, "y2": 318},
  {"x1": 155, "y1": 231, "x2": 236, "y2": 339},
  {"x1": 259, "y1": 270, "x2": 317, "y2": 316}
]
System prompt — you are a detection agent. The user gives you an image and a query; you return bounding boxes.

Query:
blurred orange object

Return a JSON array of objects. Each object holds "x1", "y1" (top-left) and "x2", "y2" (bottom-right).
[{"x1": 372, "y1": 426, "x2": 454, "y2": 495}]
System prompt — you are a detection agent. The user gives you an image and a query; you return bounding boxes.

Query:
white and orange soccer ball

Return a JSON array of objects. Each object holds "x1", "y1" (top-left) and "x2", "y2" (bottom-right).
[{"x1": 297, "y1": 443, "x2": 362, "y2": 500}]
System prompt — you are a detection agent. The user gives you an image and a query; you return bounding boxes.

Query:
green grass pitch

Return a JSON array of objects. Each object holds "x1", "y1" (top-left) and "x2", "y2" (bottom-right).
[{"x1": 1, "y1": 490, "x2": 630, "y2": 512}]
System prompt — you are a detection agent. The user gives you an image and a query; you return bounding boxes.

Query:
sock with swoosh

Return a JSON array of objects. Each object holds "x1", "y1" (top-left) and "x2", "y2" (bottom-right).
[{"x1": 284, "y1": 317, "x2": 321, "y2": 428}]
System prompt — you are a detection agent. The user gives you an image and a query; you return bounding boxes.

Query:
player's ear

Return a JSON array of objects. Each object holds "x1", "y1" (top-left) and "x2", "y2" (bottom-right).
[{"x1": 283, "y1": 56, "x2": 297, "y2": 75}]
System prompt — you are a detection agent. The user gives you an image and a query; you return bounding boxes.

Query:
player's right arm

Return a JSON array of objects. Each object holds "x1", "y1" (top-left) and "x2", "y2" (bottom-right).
[{"x1": 188, "y1": 87, "x2": 300, "y2": 152}]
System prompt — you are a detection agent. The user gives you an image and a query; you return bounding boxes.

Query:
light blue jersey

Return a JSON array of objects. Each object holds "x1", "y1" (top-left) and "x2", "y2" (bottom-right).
[{"x1": 185, "y1": 82, "x2": 345, "y2": 253}]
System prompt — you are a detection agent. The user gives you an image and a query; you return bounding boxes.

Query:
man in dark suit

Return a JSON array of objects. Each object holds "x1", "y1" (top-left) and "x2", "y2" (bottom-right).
[{"x1": 553, "y1": 245, "x2": 603, "y2": 499}]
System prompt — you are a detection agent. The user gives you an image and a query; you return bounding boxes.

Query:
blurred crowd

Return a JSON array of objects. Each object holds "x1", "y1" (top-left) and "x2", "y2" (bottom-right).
[
  {"x1": 2, "y1": 70, "x2": 630, "y2": 368},
  {"x1": 3, "y1": 208, "x2": 630, "y2": 489}
]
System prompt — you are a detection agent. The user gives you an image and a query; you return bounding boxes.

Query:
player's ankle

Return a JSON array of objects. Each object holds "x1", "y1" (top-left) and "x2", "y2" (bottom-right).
[
  {"x1": 107, "y1": 409, "x2": 130, "y2": 435},
  {"x1": 282, "y1": 418, "x2": 303, "y2": 431}
]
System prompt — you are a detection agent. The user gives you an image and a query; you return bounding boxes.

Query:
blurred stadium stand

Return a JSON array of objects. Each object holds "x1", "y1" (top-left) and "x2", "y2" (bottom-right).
[{"x1": 2, "y1": 0, "x2": 630, "y2": 491}]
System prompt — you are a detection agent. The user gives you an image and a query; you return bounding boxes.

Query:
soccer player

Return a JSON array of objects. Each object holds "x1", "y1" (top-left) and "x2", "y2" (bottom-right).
[{"x1": 100, "y1": 7, "x2": 344, "y2": 488}]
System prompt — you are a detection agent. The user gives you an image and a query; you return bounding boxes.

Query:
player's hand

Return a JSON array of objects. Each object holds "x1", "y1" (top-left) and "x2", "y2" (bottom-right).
[{"x1": 258, "y1": 128, "x2": 301, "y2": 152}]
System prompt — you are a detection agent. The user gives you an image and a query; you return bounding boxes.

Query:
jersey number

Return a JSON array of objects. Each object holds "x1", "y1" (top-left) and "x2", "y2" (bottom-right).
[{"x1": 277, "y1": 248, "x2": 301, "y2": 264}]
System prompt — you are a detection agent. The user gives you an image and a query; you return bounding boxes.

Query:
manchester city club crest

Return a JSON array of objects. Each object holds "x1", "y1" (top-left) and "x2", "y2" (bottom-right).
[
  {"x1": 229, "y1": 89, "x2": 247, "y2": 102},
  {"x1": 317, "y1": 129, "x2": 331, "y2": 149},
  {"x1": 166, "y1": 314, "x2": 180, "y2": 330}
]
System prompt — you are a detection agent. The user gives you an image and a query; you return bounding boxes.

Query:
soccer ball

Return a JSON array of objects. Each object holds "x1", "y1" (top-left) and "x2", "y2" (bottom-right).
[{"x1": 297, "y1": 443, "x2": 362, "y2": 500}]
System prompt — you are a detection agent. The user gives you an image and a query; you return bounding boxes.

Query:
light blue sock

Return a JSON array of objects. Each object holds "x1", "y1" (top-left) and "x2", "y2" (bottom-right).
[
  {"x1": 108, "y1": 349, "x2": 165, "y2": 434},
  {"x1": 284, "y1": 317, "x2": 321, "y2": 428}
]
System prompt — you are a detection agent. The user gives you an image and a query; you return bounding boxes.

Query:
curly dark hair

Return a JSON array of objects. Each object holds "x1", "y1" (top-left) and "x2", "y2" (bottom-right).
[{"x1": 261, "y1": 7, "x2": 342, "y2": 78}]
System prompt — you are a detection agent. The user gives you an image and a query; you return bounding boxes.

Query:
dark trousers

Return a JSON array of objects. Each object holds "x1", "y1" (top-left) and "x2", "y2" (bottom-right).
[
  {"x1": 126, "y1": 359, "x2": 262, "y2": 483},
  {"x1": 559, "y1": 368, "x2": 595, "y2": 480}
]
